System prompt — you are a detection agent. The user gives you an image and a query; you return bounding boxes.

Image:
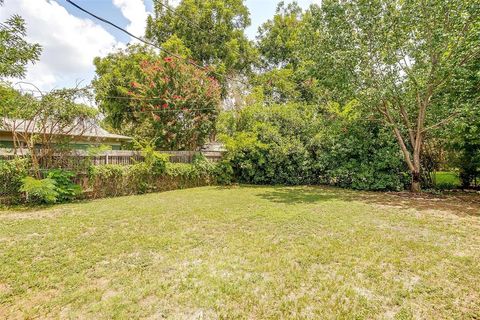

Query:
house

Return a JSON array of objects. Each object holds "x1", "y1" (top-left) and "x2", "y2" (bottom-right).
[
  {"x1": 201, "y1": 141, "x2": 226, "y2": 152},
  {"x1": 0, "y1": 117, "x2": 131, "y2": 151}
]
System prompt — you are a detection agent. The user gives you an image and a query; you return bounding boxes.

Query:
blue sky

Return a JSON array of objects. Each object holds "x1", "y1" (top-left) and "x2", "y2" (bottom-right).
[{"x1": 0, "y1": 0, "x2": 319, "y2": 91}]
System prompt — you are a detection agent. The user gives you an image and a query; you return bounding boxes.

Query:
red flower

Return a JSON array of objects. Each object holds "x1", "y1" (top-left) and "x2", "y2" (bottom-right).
[
  {"x1": 130, "y1": 81, "x2": 140, "y2": 88},
  {"x1": 173, "y1": 95, "x2": 183, "y2": 100},
  {"x1": 164, "y1": 57, "x2": 173, "y2": 63},
  {"x1": 162, "y1": 103, "x2": 168, "y2": 109}
]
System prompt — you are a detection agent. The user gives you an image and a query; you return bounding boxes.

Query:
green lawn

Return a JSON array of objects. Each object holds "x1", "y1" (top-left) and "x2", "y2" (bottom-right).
[
  {"x1": 1, "y1": 186, "x2": 479, "y2": 319},
  {"x1": 435, "y1": 171, "x2": 461, "y2": 188}
]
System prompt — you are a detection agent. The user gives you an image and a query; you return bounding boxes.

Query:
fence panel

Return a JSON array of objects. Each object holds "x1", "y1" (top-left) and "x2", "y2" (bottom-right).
[{"x1": 0, "y1": 148, "x2": 224, "y2": 166}]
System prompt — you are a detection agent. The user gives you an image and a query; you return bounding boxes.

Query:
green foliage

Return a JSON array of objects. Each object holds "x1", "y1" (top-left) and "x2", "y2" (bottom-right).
[
  {"x1": 257, "y1": 1, "x2": 303, "y2": 69},
  {"x1": 0, "y1": 158, "x2": 29, "y2": 201},
  {"x1": 439, "y1": 53, "x2": 480, "y2": 188},
  {"x1": 16, "y1": 168, "x2": 82, "y2": 204},
  {"x1": 0, "y1": 2, "x2": 42, "y2": 78},
  {"x1": 20, "y1": 176, "x2": 58, "y2": 204},
  {"x1": 161, "y1": 34, "x2": 192, "y2": 58},
  {"x1": 93, "y1": 45, "x2": 222, "y2": 150},
  {"x1": 87, "y1": 154, "x2": 217, "y2": 198},
  {"x1": 46, "y1": 169, "x2": 82, "y2": 202},
  {"x1": 134, "y1": 139, "x2": 170, "y2": 174},
  {"x1": 255, "y1": 0, "x2": 479, "y2": 191},
  {"x1": 93, "y1": 45, "x2": 154, "y2": 131},
  {"x1": 213, "y1": 160, "x2": 234, "y2": 185},
  {"x1": 219, "y1": 103, "x2": 408, "y2": 190},
  {"x1": 146, "y1": 0, "x2": 257, "y2": 83},
  {"x1": 311, "y1": 120, "x2": 409, "y2": 191}
]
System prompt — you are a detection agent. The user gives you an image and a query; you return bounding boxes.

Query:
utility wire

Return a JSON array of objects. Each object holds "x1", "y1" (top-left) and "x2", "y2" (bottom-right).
[
  {"x1": 12, "y1": 88, "x2": 219, "y2": 113},
  {"x1": 64, "y1": 0, "x2": 249, "y2": 86}
]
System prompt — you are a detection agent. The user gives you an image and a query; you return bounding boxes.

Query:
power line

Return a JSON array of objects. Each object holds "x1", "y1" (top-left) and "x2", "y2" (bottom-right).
[
  {"x1": 14, "y1": 88, "x2": 220, "y2": 104},
  {"x1": 64, "y1": 0, "x2": 249, "y2": 87},
  {"x1": 11, "y1": 88, "x2": 219, "y2": 113}
]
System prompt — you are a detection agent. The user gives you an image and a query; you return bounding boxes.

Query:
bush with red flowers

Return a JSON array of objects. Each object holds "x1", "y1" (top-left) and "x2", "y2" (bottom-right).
[{"x1": 126, "y1": 57, "x2": 221, "y2": 150}]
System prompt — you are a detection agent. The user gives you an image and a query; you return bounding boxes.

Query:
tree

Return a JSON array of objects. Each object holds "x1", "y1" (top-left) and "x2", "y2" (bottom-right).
[
  {"x1": 93, "y1": 45, "x2": 222, "y2": 150},
  {"x1": 439, "y1": 52, "x2": 480, "y2": 187},
  {"x1": 93, "y1": 45, "x2": 156, "y2": 133},
  {"x1": 145, "y1": 0, "x2": 257, "y2": 83},
  {"x1": 0, "y1": 0, "x2": 42, "y2": 78},
  {"x1": 256, "y1": 1, "x2": 303, "y2": 70},
  {"x1": 1, "y1": 85, "x2": 98, "y2": 177},
  {"x1": 251, "y1": 2, "x2": 323, "y2": 105},
  {"x1": 301, "y1": 0, "x2": 479, "y2": 192}
]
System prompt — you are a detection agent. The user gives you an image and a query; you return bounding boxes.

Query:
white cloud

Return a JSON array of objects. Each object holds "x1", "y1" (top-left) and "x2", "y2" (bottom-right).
[
  {"x1": 0, "y1": 0, "x2": 122, "y2": 91},
  {"x1": 112, "y1": 0, "x2": 150, "y2": 39}
]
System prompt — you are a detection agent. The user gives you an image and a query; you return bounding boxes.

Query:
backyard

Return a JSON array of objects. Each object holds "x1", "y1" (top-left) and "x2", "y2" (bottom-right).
[{"x1": 1, "y1": 186, "x2": 479, "y2": 319}]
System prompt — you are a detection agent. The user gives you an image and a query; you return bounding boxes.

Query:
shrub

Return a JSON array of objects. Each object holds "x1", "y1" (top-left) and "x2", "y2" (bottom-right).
[
  {"x1": 46, "y1": 169, "x2": 82, "y2": 202},
  {"x1": 87, "y1": 158, "x2": 216, "y2": 199},
  {"x1": 214, "y1": 160, "x2": 234, "y2": 185},
  {"x1": 0, "y1": 158, "x2": 30, "y2": 203},
  {"x1": 20, "y1": 177, "x2": 58, "y2": 204},
  {"x1": 218, "y1": 102, "x2": 409, "y2": 191},
  {"x1": 312, "y1": 121, "x2": 409, "y2": 191},
  {"x1": 88, "y1": 164, "x2": 128, "y2": 197}
]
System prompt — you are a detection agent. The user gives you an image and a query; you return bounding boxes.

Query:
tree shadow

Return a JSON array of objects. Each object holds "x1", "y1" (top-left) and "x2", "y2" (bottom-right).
[
  {"x1": 354, "y1": 191, "x2": 480, "y2": 217},
  {"x1": 216, "y1": 184, "x2": 480, "y2": 216},
  {"x1": 257, "y1": 186, "x2": 342, "y2": 204},
  {"x1": 255, "y1": 185, "x2": 480, "y2": 216}
]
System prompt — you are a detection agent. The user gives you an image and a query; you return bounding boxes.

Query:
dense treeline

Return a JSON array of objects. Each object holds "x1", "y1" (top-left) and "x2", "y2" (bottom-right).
[
  {"x1": 218, "y1": 103, "x2": 409, "y2": 190},
  {"x1": 215, "y1": 0, "x2": 479, "y2": 191},
  {"x1": 1, "y1": 0, "x2": 479, "y2": 195}
]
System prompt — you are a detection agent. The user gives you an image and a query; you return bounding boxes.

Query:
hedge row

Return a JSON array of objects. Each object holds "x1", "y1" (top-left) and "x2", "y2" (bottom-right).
[{"x1": 0, "y1": 156, "x2": 218, "y2": 205}]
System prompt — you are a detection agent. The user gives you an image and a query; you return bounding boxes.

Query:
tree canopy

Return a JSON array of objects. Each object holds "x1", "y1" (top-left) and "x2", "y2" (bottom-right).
[
  {"x1": 145, "y1": 0, "x2": 257, "y2": 81},
  {"x1": 0, "y1": 0, "x2": 42, "y2": 78},
  {"x1": 93, "y1": 45, "x2": 222, "y2": 150},
  {"x1": 252, "y1": 0, "x2": 480, "y2": 191},
  {"x1": 88, "y1": 0, "x2": 480, "y2": 191}
]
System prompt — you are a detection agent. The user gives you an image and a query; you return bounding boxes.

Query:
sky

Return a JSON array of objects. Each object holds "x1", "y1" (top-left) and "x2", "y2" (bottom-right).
[{"x1": 0, "y1": 0, "x2": 320, "y2": 92}]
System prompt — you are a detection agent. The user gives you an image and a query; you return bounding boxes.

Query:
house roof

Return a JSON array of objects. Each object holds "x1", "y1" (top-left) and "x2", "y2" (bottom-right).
[
  {"x1": 0, "y1": 117, "x2": 131, "y2": 141},
  {"x1": 201, "y1": 141, "x2": 226, "y2": 152}
]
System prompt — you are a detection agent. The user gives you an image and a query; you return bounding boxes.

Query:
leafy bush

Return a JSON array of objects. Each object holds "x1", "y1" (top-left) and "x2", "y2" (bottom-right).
[
  {"x1": 214, "y1": 160, "x2": 234, "y2": 185},
  {"x1": 0, "y1": 158, "x2": 30, "y2": 202},
  {"x1": 311, "y1": 121, "x2": 409, "y2": 191},
  {"x1": 134, "y1": 139, "x2": 170, "y2": 174},
  {"x1": 87, "y1": 157, "x2": 217, "y2": 199},
  {"x1": 46, "y1": 169, "x2": 82, "y2": 202},
  {"x1": 20, "y1": 177, "x2": 58, "y2": 204},
  {"x1": 219, "y1": 102, "x2": 409, "y2": 191}
]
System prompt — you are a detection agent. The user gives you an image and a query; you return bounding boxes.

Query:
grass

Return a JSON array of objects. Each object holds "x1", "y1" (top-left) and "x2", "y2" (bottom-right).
[
  {"x1": 435, "y1": 171, "x2": 461, "y2": 188},
  {"x1": 1, "y1": 186, "x2": 479, "y2": 319}
]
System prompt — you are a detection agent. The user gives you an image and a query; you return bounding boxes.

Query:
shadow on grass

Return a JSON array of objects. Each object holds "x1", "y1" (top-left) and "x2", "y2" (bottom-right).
[
  {"x1": 354, "y1": 191, "x2": 480, "y2": 217},
  {"x1": 249, "y1": 184, "x2": 480, "y2": 216},
  {"x1": 257, "y1": 186, "x2": 342, "y2": 204}
]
